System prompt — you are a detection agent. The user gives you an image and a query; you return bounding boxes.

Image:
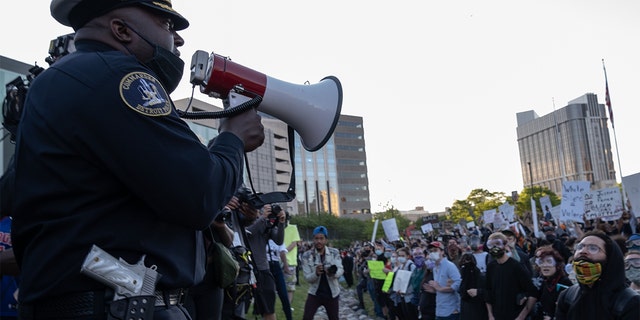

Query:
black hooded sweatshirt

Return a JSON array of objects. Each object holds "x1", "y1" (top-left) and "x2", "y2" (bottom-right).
[{"x1": 555, "y1": 232, "x2": 640, "y2": 320}]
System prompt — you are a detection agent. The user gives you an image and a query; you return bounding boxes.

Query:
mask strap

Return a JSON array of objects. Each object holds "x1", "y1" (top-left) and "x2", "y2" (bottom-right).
[{"x1": 121, "y1": 20, "x2": 155, "y2": 48}]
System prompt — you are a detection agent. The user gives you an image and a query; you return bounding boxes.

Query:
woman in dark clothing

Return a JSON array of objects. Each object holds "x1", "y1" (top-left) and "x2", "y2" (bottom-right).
[
  {"x1": 458, "y1": 253, "x2": 488, "y2": 320},
  {"x1": 531, "y1": 246, "x2": 572, "y2": 320},
  {"x1": 419, "y1": 256, "x2": 436, "y2": 320}
]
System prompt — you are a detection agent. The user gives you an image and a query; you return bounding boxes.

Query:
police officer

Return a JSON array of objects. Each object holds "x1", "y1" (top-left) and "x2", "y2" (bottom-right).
[{"x1": 10, "y1": 1, "x2": 265, "y2": 319}]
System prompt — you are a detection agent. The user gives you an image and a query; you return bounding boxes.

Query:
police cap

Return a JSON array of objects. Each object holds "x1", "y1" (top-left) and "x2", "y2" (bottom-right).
[{"x1": 51, "y1": 0, "x2": 189, "y2": 31}]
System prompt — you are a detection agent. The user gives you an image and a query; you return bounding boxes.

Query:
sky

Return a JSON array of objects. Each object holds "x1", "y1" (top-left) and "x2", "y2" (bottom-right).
[{"x1": 3, "y1": 1, "x2": 640, "y2": 213}]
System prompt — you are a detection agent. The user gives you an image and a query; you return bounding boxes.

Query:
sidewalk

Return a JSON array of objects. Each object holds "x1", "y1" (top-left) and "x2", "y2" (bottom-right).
[{"x1": 311, "y1": 287, "x2": 381, "y2": 320}]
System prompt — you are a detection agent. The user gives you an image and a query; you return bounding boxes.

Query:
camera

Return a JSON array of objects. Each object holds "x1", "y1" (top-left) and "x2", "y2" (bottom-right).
[
  {"x1": 266, "y1": 204, "x2": 282, "y2": 227},
  {"x1": 327, "y1": 264, "x2": 338, "y2": 275},
  {"x1": 235, "y1": 186, "x2": 265, "y2": 209}
]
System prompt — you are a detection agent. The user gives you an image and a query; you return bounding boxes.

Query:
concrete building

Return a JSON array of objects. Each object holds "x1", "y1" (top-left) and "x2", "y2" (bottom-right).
[{"x1": 516, "y1": 93, "x2": 616, "y2": 195}]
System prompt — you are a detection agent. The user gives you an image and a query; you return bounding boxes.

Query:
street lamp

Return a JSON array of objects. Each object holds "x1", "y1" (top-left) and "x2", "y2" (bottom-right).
[{"x1": 528, "y1": 162, "x2": 539, "y2": 237}]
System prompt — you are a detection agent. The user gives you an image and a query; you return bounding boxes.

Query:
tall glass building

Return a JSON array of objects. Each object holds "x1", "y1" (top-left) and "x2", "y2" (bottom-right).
[
  {"x1": 294, "y1": 114, "x2": 371, "y2": 217},
  {"x1": 516, "y1": 93, "x2": 616, "y2": 195}
]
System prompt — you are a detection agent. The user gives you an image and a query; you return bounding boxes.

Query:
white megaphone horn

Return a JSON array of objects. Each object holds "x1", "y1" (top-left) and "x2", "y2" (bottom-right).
[{"x1": 190, "y1": 50, "x2": 343, "y2": 152}]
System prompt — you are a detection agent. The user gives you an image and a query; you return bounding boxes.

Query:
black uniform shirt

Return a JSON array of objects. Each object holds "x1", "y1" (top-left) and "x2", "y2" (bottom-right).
[{"x1": 12, "y1": 40, "x2": 245, "y2": 303}]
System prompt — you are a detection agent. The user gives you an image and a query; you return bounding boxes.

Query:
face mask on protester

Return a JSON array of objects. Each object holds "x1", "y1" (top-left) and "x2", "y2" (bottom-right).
[
  {"x1": 397, "y1": 257, "x2": 407, "y2": 264},
  {"x1": 489, "y1": 247, "x2": 505, "y2": 258},
  {"x1": 384, "y1": 252, "x2": 392, "y2": 258},
  {"x1": 390, "y1": 257, "x2": 397, "y2": 264},
  {"x1": 573, "y1": 259, "x2": 603, "y2": 285},
  {"x1": 413, "y1": 255, "x2": 425, "y2": 267},
  {"x1": 429, "y1": 252, "x2": 440, "y2": 261},
  {"x1": 625, "y1": 266, "x2": 640, "y2": 285},
  {"x1": 375, "y1": 249, "x2": 383, "y2": 256},
  {"x1": 425, "y1": 259, "x2": 436, "y2": 270}
]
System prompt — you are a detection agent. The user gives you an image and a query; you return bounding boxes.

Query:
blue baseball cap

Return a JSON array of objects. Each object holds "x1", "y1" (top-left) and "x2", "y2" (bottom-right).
[{"x1": 313, "y1": 226, "x2": 328, "y2": 238}]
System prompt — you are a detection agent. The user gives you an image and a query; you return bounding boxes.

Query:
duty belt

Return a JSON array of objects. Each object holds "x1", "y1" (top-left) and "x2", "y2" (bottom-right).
[{"x1": 19, "y1": 289, "x2": 187, "y2": 319}]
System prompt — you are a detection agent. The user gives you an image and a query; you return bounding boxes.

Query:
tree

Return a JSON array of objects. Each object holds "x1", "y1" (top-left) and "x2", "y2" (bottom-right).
[
  {"x1": 449, "y1": 189, "x2": 508, "y2": 226},
  {"x1": 514, "y1": 186, "x2": 560, "y2": 229}
]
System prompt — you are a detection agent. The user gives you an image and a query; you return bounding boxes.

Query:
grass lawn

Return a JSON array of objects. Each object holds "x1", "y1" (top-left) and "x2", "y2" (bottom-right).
[{"x1": 247, "y1": 271, "x2": 376, "y2": 319}]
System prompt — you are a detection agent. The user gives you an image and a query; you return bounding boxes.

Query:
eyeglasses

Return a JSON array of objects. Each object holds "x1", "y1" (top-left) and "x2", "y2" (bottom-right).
[
  {"x1": 486, "y1": 239, "x2": 505, "y2": 249},
  {"x1": 626, "y1": 239, "x2": 640, "y2": 249},
  {"x1": 625, "y1": 258, "x2": 640, "y2": 270},
  {"x1": 575, "y1": 243, "x2": 604, "y2": 255},
  {"x1": 535, "y1": 257, "x2": 557, "y2": 267}
]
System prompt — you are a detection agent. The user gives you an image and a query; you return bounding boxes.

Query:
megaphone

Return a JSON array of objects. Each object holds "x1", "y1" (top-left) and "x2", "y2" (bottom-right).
[{"x1": 190, "y1": 50, "x2": 342, "y2": 152}]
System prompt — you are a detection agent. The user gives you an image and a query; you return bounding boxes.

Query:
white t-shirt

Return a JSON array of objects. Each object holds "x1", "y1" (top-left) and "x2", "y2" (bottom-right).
[{"x1": 473, "y1": 251, "x2": 489, "y2": 273}]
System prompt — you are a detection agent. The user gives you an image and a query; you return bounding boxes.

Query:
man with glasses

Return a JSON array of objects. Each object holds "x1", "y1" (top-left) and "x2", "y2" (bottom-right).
[
  {"x1": 556, "y1": 230, "x2": 640, "y2": 319},
  {"x1": 484, "y1": 232, "x2": 537, "y2": 320}
]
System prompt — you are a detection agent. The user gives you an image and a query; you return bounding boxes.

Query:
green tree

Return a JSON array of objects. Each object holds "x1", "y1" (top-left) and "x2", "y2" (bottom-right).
[
  {"x1": 450, "y1": 189, "x2": 508, "y2": 226},
  {"x1": 514, "y1": 186, "x2": 560, "y2": 228}
]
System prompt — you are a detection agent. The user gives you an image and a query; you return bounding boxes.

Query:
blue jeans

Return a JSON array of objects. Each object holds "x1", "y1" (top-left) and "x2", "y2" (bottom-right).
[
  {"x1": 269, "y1": 261, "x2": 293, "y2": 320},
  {"x1": 367, "y1": 278, "x2": 383, "y2": 317}
]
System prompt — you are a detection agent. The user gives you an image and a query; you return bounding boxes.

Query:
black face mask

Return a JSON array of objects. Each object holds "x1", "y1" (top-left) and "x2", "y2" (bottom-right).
[
  {"x1": 489, "y1": 247, "x2": 505, "y2": 258},
  {"x1": 124, "y1": 22, "x2": 184, "y2": 94}
]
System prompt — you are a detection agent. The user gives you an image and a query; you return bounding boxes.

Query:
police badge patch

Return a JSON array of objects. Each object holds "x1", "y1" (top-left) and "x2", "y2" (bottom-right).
[{"x1": 120, "y1": 72, "x2": 172, "y2": 116}]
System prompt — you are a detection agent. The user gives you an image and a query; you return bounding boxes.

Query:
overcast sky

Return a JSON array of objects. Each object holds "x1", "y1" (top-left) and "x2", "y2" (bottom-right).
[{"x1": 3, "y1": 1, "x2": 640, "y2": 213}]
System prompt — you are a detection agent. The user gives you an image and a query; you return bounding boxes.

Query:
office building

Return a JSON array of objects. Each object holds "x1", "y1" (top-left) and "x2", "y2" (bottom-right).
[
  {"x1": 293, "y1": 114, "x2": 371, "y2": 217},
  {"x1": 516, "y1": 93, "x2": 616, "y2": 195}
]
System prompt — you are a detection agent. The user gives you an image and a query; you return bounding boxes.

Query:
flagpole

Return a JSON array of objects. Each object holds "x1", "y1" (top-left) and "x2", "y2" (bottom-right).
[
  {"x1": 602, "y1": 59, "x2": 627, "y2": 211},
  {"x1": 552, "y1": 97, "x2": 567, "y2": 182}
]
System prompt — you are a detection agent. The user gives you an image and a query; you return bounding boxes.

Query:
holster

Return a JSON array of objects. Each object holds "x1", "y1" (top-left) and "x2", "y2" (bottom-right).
[{"x1": 108, "y1": 295, "x2": 156, "y2": 320}]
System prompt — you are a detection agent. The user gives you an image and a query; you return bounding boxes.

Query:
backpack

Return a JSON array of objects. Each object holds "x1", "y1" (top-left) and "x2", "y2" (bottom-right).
[{"x1": 560, "y1": 284, "x2": 639, "y2": 317}]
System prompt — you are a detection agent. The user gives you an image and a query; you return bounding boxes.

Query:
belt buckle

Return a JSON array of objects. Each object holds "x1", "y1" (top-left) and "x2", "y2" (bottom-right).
[{"x1": 154, "y1": 289, "x2": 185, "y2": 307}]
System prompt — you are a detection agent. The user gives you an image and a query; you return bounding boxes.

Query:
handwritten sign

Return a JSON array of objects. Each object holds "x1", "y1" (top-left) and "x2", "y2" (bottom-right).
[
  {"x1": 584, "y1": 187, "x2": 623, "y2": 221},
  {"x1": 622, "y1": 172, "x2": 640, "y2": 218},
  {"x1": 367, "y1": 260, "x2": 386, "y2": 280},
  {"x1": 560, "y1": 181, "x2": 591, "y2": 222},
  {"x1": 540, "y1": 195, "x2": 553, "y2": 220},
  {"x1": 382, "y1": 218, "x2": 400, "y2": 242},
  {"x1": 421, "y1": 223, "x2": 433, "y2": 234},
  {"x1": 499, "y1": 202, "x2": 515, "y2": 223},
  {"x1": 392, "y1": 270, "x2": 412, "y2": 293},
  {"x1": 483, "y1": 209, "x2": 496, "y2": 225},
  {"x1": 382, "y1": 271, "x2": 395, "y2": 293}
]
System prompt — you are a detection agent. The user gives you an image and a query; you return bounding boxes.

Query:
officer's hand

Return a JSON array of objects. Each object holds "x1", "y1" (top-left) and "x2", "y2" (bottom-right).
[{"x1": 219, "y1": 108, "x2": 265, "y2": 152}]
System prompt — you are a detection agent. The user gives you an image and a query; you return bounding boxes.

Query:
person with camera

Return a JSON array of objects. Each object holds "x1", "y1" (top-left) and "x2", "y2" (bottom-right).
[
  {"x1": 246, "y1": 202, "x2": 286, "y2": 320},
  {"x1": 185, "y1": 186, "x2": 260, "y2": 320},
  {"x1": 10, "y1": 1, "x2": 265, "y2": 319},
  {"x1": 301, "y1": 226, "x2": 344, "y2": 320}
]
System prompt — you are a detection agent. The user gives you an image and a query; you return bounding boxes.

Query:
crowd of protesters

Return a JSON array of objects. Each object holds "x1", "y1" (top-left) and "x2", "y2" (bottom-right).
[{"x1": 334, "y1": 212, "x2": 640, "y2": 320}]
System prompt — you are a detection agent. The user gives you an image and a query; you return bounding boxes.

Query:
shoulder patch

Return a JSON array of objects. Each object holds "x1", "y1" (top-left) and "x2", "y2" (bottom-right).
[{"x1": 120, "y1": 72, "x2": 172, "y2": 116}]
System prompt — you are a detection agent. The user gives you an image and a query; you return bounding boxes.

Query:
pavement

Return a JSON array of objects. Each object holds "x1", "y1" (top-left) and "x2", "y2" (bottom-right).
[{"x1": 310, "y1": 287, "x2": 384, "y2": 320}]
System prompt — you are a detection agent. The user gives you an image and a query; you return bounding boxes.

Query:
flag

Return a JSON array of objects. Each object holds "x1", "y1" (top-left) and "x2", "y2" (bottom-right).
[{"x1": 603, "y1": 59, "x2": 614, "y2": 128}]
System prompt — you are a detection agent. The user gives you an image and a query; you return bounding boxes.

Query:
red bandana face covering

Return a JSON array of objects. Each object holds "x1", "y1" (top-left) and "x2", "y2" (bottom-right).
[{"x1": 573, "y1": 260, "x2": 602, "y2": 285}]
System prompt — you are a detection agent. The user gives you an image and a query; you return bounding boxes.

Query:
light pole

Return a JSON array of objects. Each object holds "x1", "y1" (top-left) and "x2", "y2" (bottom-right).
[{"x1": 528, "y1": 162, "x2": 539, "y2": 237}]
